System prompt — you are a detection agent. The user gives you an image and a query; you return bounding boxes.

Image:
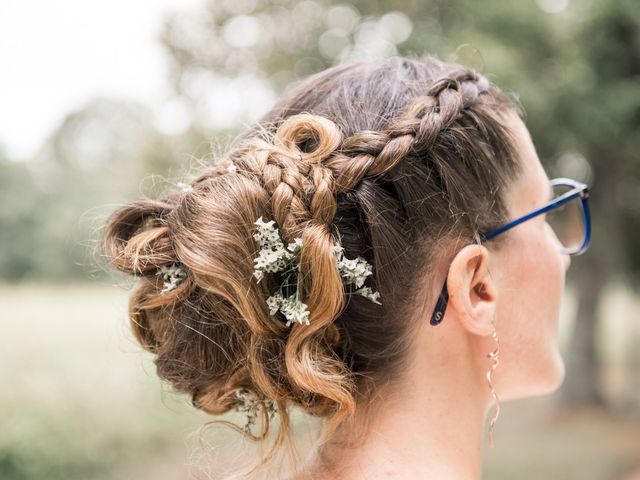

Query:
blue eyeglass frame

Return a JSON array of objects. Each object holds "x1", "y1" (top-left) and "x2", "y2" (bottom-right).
[{"x1": 429, "y1": 177, "x2": 591, "y2": 326}]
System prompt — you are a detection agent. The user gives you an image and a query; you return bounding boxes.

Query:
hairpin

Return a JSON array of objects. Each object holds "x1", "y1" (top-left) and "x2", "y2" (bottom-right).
[
  {"x1": 234, "y1": 387, "x2": 278, "y2": 435},
  {"x1": 158, "y1": 262, "x2": 187, "y2": 293},
  {"x1": 252, "y1": 216, "x2": 381, "y2": 327}
]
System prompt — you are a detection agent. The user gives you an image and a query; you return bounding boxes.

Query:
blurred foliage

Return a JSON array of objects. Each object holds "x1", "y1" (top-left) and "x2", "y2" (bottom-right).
[
  {"x1": 0, "y1": 285, "x2": 207, "y2": 480},
  {"x1": 0, "y1": 0, "x2": 638, "y2": 285},
  {"x1": 0, "y1": 98, "x2": 212, "y2": 281},
  {"x1": 159, "y1": 0, "x2": 639, "y2": 281}
]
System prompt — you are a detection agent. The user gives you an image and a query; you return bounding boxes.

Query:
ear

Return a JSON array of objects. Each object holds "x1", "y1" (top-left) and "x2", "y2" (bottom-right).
[{"x1": 446, "y1": 244, "x2": 497, "y2": 336}]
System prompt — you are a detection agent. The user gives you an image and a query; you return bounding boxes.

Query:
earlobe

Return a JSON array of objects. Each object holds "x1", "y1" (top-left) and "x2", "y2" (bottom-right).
[{"x1": 445, "y1": 244, "x2": 497, "y2": 336}]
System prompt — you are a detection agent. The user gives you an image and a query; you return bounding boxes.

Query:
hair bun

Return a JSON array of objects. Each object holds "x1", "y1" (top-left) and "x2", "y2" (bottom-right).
[{"x1": 274, "y1": 113, "x2": 343, "y2": 165}]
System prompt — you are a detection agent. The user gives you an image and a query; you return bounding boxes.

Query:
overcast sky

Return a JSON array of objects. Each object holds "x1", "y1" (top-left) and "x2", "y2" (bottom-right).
[{"x1": 0, "y1": 0, "x2": 203, "y2": 161}]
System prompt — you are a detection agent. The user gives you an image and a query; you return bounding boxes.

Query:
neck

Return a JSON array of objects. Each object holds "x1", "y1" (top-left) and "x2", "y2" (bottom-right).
[{"x1": 304, "y1": 320, "x2": 494, "y2": 480}]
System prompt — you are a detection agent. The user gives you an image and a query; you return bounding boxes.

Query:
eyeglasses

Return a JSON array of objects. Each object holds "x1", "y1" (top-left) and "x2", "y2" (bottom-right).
[{"x1": 429, "y1": 177, "x2": 591, "y2": 326}]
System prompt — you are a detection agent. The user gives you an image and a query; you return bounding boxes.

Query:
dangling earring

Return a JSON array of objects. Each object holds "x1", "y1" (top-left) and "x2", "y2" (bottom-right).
[{"x1": 485, "y1": 314, "x2": 501, "y2": 448}]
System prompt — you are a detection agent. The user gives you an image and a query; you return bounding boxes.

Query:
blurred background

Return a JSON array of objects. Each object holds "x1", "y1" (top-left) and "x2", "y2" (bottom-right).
[{"x1": 1, "y1": 0, "x2": 639, "y2": 478}]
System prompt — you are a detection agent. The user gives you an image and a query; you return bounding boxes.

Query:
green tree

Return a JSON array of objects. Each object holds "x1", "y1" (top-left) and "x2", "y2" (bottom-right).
[
  {"x1": 0, "y1": 150, "x2": 42, "y2": 281},
  {"x1": 0, "y1": 98, "x2": 208, "y2": 282}
]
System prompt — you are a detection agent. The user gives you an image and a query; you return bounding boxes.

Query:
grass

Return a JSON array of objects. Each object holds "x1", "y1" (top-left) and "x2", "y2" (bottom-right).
[
  {"x1": 1, "y1": 281, "x2": 639, "y2": 479},
  {"x1": 0, "y1": 281, "x2": 208, "y2": 480},
  {"x1": 483, "y1": 399, "x2": 640, "y2": 480}
]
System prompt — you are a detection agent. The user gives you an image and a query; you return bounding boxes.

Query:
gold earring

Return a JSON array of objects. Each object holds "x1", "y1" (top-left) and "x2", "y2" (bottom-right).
[{"x1": 485, "y1": 315, "x2": 501, "y2": 448}]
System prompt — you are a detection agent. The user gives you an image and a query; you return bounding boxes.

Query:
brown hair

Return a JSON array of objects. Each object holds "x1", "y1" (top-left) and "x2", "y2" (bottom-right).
[{"x1": 100, "y1": 54, "x2": 525, "y2": 478}]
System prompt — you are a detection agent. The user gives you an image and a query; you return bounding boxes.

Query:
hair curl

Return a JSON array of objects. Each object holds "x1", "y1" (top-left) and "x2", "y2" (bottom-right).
[{"x1": 100, "y1": 54, "x2": 525, "y2": 478}]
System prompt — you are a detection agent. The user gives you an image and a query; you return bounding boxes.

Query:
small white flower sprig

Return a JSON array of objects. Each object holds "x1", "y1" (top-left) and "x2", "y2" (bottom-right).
[
  {"x1": 158, "y1": 262, "x2": 188, "y2": 294},
  {"x1": 252, "y1": 216, "x2": 381, "y2": 327},
  {"x1": 234, "y1": 387, "x2": 278, "y2": 435},
  {"x1": 332, "y1": 243, "x2": 382, "y2": 305}
]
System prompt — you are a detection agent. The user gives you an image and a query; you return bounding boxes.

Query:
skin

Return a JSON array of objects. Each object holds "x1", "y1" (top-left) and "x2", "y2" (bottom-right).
[{"x1": 303, "y1": 109, "x2": 572, "y2": 479}]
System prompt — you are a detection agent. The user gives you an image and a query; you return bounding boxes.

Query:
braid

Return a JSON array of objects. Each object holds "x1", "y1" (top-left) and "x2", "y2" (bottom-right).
[
  {"x1": 330, "y1": 68, "x2": 491, "y2": 193},
  {"x1": 190, "y1": 68, "x2": 489, "y2": 240},
  {"x1": 199, "y1": 114, "x2": 345, "y2": 242},
  {"x1": 183, "y1": 67, "x2": 490, "y2": 260}
]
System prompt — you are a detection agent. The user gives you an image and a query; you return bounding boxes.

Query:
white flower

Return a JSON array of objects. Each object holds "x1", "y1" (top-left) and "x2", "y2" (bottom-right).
[
  {"x1": 227, "y1": 164, "x2": 238, "y2": 173},
  {"x1": 266, "y1": 292, "x2": 285, "y2": 316},
  {"x1": 253, "y1": 217, "x2": 381, "y2": 328},
  {"x1": 287, "y1": 237, "x2": 303, "y2": 253},
  {"x1": 158, "y1": 262, "x2": 187, "y2": 293},
  {"x1": 333, "y1": 243, "x2": 381, "y2": 303},
  {"x1": 253, "y1": 246, "x2": 290, "y2": 281},
  {"x1": 234, "y1": 388, "x2": 278, "y2": 435},
  {"x1": 266, "y1": 291, "x2": 310, "y2": 327},
  {"x1": 279, "y1": 294, "x2": 311, "y2": 327},
  {"x1": 334, "y1": 246, "x2": 373, "y2": 289},
  {"x1": 353, "y1": 286, "x2": 382, "y2": 305},
  {"x1": 253, "y1": 217, "x2": 298, "y2": 283},
  {"x1": 253, "y1": 216, "x2": 284, "y2": 249}
]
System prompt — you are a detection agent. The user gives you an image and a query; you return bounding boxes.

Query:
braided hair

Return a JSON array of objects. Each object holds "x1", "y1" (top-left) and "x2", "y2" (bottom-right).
[{"x1": 100, "y1": 54, "x2": 525, "y2": 477}]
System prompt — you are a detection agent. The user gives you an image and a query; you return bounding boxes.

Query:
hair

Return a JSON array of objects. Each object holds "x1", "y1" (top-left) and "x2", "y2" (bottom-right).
[{"x1": 100, "y1": 54, "x2": 525, "y2": 479}]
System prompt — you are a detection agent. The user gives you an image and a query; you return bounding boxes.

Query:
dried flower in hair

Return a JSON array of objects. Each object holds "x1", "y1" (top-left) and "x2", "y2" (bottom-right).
[
  {"x1": 252, "y1": 216, "x2": 381, "y2": 327},
  {"x1": 353, "y1": 286, "x2": 382, "y2": 304},
  {"x1": 333, "y1": 244, "x2": 373, "y2": 289},
  {"x1": 158, "y1": 262, "x2": 187, "y2": 293},
  {"x1": 266, "y1": 292, "x2": 311, "y2": 326},
  {"x1": 234, "y1": 388, "x2": 278, "y2": 435},
  {"x1": 252, "y1": 217, "x2": 300, "y2": 283}
]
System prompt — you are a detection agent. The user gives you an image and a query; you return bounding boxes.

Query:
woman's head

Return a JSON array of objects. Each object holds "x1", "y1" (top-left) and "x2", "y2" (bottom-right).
[
  {"x1": 101, "y1": 54, "x2": 567, "y2": 474},
  {"x1": 440, "y1": 109, "x2": 571, "y2": 402}
]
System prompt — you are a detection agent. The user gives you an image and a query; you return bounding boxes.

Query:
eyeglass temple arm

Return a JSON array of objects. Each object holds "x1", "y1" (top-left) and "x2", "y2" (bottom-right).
[
  {"x1": 429, "y1": 235, "x2": 484, "y2": 326},
  {"x1": 430, "y1": 183, "x2": 590, "y2": 326},
  {"x1": 430, "y1": 178, "x2": 591, "y2": 325},
  {"x1": 430, "y1": 282, "x2": 450, "y2": 326}
]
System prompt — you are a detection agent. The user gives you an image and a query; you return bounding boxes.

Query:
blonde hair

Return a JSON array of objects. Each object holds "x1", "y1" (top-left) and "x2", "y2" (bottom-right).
[{"x1": 100, "y1": 54, "x2": 524, "y2": 478}]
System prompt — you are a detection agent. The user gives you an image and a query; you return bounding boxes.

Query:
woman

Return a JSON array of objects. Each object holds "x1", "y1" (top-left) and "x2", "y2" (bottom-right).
[{"x1": 101, "y1": 54, "x2": 591, "y2": 479}]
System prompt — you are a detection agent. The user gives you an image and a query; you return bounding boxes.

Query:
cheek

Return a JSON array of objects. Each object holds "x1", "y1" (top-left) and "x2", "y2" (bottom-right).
[
  {"x1": 496, "y1": 224, "x2": 567, "y2": 397},
  {"x1": 504, "y1": 223, "x2": 565, "y2": 320}
]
